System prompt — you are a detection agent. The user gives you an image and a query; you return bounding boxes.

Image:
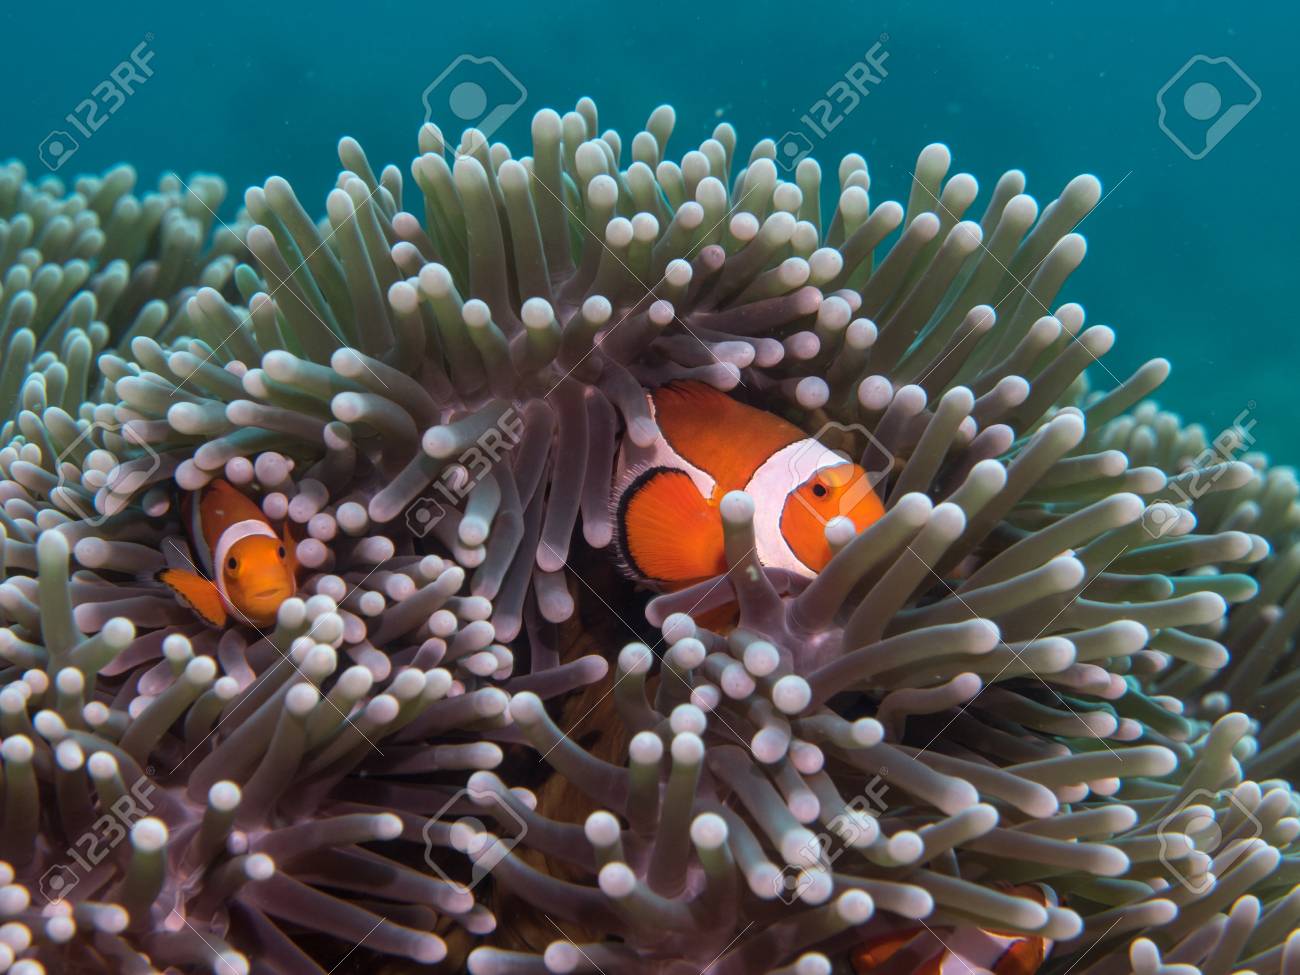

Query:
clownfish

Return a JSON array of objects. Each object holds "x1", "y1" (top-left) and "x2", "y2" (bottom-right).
[
  {"x1": 852, "y1": 885, "x2": 1055, "y2": 975},
  {"x1": 613, "y1": 382, "x2": 884, "y2": 589},
  {"x1": 156, "y1": 479, "x2": 298, "y2": 628}
]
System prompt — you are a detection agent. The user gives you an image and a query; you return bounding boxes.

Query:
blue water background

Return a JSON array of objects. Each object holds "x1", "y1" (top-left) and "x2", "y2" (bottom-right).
[{"x1": 2, "y1": 1, "x2": 1295, "y2": 459}]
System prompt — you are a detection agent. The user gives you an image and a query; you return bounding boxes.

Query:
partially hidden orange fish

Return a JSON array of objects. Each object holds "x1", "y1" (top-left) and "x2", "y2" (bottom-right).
[
  {"x1": 852, "y1": 885, "x2": 1055, "y2": 975},
  {"x1": 157, "y1": 479, "x2": 298, "y2": 628},
  {"x1": 613, "y1": 382, "x2": 884, "y2": 589}
]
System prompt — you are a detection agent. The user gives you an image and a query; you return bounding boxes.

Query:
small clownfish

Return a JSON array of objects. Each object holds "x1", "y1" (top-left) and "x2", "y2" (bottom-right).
[
  {"x1": 852, "y1": 885, "x2": 1055, "y2": 975},
  {"x1": 612, "y1": 382, "x2": 885, "y2": 589},
  {"x1": 156, "y1": 479, "x2": 298, "y2": 628}
]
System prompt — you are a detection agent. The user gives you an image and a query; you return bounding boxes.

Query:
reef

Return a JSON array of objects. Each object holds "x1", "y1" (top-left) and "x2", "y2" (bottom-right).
[{"x1": 0, "y1": 97, "x2": 1298, "y2": 975}]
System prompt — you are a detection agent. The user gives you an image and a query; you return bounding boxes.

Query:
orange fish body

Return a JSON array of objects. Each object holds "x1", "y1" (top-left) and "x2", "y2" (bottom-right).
[
  {"x1": 613, "y1": 382, "x2": 884, "y2": 589},
  {"x1": 852, "y1": 885, "x2": 1054, "y2": 975},
  {"x1": 157, "y1": 480, "x2": 297, "y2": 628}
]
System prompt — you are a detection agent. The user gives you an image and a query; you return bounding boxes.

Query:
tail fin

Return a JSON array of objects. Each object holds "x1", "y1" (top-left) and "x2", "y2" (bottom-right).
[{"x1": 613, "y1": 467, "x2": 726, "y2": 588}]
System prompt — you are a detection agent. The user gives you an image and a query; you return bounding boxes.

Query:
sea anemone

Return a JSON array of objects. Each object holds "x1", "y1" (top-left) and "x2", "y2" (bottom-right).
[{"x1": 0, "y1": 99, "x2": 1297, "y2": 975}]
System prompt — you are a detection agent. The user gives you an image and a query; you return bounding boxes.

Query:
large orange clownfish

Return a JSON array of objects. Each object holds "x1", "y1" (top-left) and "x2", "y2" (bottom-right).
[
  {"x1": 852, "y1": 885, "x2": 1055, "y2": 975},
  {"x1": 613, "y1": 382, "x2": 885, "y2": 588},
  {"x1": 156, "y1": 479, "x2": 298, "y2": 628}
]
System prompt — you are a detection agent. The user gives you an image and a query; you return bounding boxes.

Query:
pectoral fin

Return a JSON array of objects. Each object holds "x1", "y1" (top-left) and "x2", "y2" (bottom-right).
[{"x1": 157, "y1": 568, "x2": 227, "y2": 627}]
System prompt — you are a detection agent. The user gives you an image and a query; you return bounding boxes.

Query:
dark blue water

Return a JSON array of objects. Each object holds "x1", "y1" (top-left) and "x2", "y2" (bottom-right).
[{"x1": 3, "y1": 0, "x2": 1294, "y2": 459}]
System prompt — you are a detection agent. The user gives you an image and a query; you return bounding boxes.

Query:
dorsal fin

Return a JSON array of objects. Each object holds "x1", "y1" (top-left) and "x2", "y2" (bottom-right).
[
  {"x1": 197, "y1": 480, "x2": 270, "y2": 556},
  {"x1": 650, "y1": 382, "x2": 803, "y2": 500}
]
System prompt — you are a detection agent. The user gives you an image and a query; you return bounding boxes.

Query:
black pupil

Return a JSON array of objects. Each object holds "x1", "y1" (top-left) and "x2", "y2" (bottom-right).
[
  {"x1": 278, "y1": 546, "x2": 285, "y2": 558},
  {"x1": 227, "y1": 557, "x2": 237, "y2": 570},
  {"x1": 812, "y1": 484, "x2": 828, "y2": 498}
]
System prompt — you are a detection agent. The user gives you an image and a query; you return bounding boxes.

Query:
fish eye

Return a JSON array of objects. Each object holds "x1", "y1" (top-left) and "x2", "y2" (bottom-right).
[
  {"x1": 811, "y1": 482, "x2": 829, "y2": 498},
  {"x1": 277, "y1": 545, "x2": 286, "y2": 559},
  {"x1": 226, "y1": 556, "x2": 238, "y2": 571}
]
